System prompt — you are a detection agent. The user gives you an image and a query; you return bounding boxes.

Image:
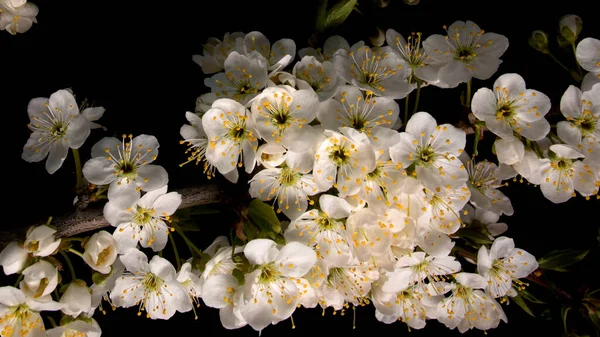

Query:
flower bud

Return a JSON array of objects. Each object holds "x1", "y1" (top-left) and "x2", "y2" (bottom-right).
[
  {"x1": 20, "y1": 260, "x2": 59, "y2": 299},
  {"x1": 24, "y1": 224, "x2": 61, "y2": 257},
  {"x1": 528, "y1": 30, "x2": 550, "y2": 54},
  {"x1": 0, "y1": 241, "x2": 29, "y2": 275},
  {"x1": 256, "y1": 143, "x2": 287, "y2": 168},
  {"x1": 82, "y1": 231, "x2": 118, "y2": 274},
  {"x1": 559, "y1": 15, "x2": 582, "y2": 43},
  {"x1": 369, "y1": 27, "x2": 386, "y2": 47},
  {"x1": 403, "y1": 0, "x2": 420, "y2": 4},
  {"x1": 60, "y1": 280, "x2": 93, "y2": 317}
]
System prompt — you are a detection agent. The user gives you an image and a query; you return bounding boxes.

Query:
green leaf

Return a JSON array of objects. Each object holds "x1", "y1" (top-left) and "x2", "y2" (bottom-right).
[
  {"x1": 247, "y1": 199, "x2": 281, "y2": 234},
  {"x1": 315, "y1": 0, "x2": 328, "y2": 33},
  {"x1": 538, "y1": 249, "x2": 589, "y2": 272},
  {"x1": 324, "y1": 0, "x2": 357, "y2": 29},
  {"x1": 513, "y1": 294, "x2": 535, "y2": 317},
  {"x1": 457, "y1": 228, "x2": 493, "y2": 245},
  {"x1": 519, "y1": 289, "x2": 546, "y2": 304}
]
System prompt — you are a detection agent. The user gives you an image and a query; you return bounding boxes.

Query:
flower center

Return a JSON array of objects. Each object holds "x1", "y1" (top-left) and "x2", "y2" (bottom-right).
[
  {"x1": 417, "y1": 146, "x2": 435, "y2": 165},
  {"x1": 133, "y1": 206, "x2": 154, "y2": 225},
  {"x1": 329, "y1": 145, "x2": 351, "y2": 167},
  {"x1": 350, "y1": 115, "x2": 367, "y2": 131},
  {"x1": 258, "y1": 264, "x2": 279, "y2": 283},
  {"x1": 455, "y1": 46, "x2": 476, "y2": 62},
  {"x1": 142, "y1": 272, "x2": 163, "y2": 292},
  {"x1": 50, "y1": 122, "x2": 67, "y2": 138},
  {"x1": 316, "y1": 215, "x2": 334, "y2": 230},
  {"x1": 96, "y1": 246, "x2": 113, "y2": 266},
  {"x1": 277, "y1": 166, "x2": 300, "y2": 187},
  {"x1": 117, "y1": 160, "x2": 137, "y2": 178}
]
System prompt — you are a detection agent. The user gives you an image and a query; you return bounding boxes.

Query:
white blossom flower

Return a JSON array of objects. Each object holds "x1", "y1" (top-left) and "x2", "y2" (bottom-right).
[
  {"x1": 46, "y1": 319, "x2": 102, "y2": 337},
  {"x1": 293, "y1": 56, "x2": 339, "y2": 101},
  {"x1": 82, "y1": 230, "x2": 118, "y2": 274},
  {"x1": 202, "y1": 98, "x2": 259, "y2": 176},
  {"x1": 511, "y1": 148, "x2": 544, "y2": 185},
  {"x1": 205, "y1": 51, "x2": 267, "y2": 105},
  {"x1": 318, "y1": 260, "x2": 379, "y2": 310},
  {"x1": 317, "y1": 85, "x2": 400, "y2": 142},
  {"x1": 436, "y1": 273, "x2": 507, "y2": 333},
  {"x1": 90, "y1": 259, "x2": 124, "y2": 314},
  {"x1": 313, "y1": 127, "x2": 376, "y2": 197},
  {"x1": 460, "y1": 204, "x2": 508, "y2": 240},
  {"x1": 244, "y1": 31, "x2": 296, "y2": 72},
  {"x1": 0, "y1": 0, "x2": 38, "y2": 34},
  {"x1": 251, "y1": 86, "x2": 319, "y2": 152},
  {"x1": 249, "y1": 165, "x2": 319, "y2": 221},
  {"x1": 538, "y1": 144, "x2": 599, "y2": 203},
  {"x1": 195, "y1": 93, "x2": 218, "y2": 114},
  {"x1": 389, "y1": 111, "x2": 467, "y2": 190},
  {"x1": 463, "y1": 155, "x2": 515, "y2": 216},
  {"x1": 298, "y1": 35, "x2": 350, "y2": 62},
  {"x1": 382, "y1": 252, "x2": 461, "y2": 293},
  {"x1": 285, "y1": 125, "x2": 326, "y2": 173},
  {"x1": 575, "y1": 37, "x2": 600, "y2": 91},
  {"x1": 20, "y1": 260, "x2": 58, "y2": 299},
  {"x1": 59, "y1": 281, "x2": 92, "y2": 317},
  {"x1": 334, "y1": 41, "x2": 412, "y2": 98},
  {"x1": 0, "y1": 286, "x2": 62, "y2": 337},
  {"x1": 200, "y1": 244, "x2": 243, "y2": 283},
  {"x1": 176, "y1": 262, "x2": 203, "y2": 311},
  {"x1": 110, "y1": 249, "x2": 191, "y2": 319},
  {"x1": 104, "y1": 185, "x2": 181, "y2": 253},
  {"x1": 386, "y1": 29, "x2": 440, "y2": 84},
  {"x1": 373, "y1": 277, "x2": 446, "y2": 329},
  {"x1": 284, "y1": 195, "x2": 354, "y2": 268},
  {"x1": 0, "y1": 224, "x2": 62, "y2": 275},
  {"x1": 180, "y1": 111, "x2": 222, "y2": 181},
  {"x1": 477, "y1": 236, "x2": 538, "y2": 298},
  {"x1": 82, "y1": 134, "x2": 168, "y2": 195},
  {"x1": 423, "y1": 21, "x2": 508, "y2": 88},
  {"x1": 472, "y1": 73, "x2": 551, "y2": 141},
  {"x1": 192, "y1": 32, "x2": 245, "y2": 74},
  {"x1": 345, "y1": 208, "x2": 393, "y2": 262},
  {"x1": 201, "y1": 275, "x2": 247, "y2": 330},
  {"x1": 557, "y1": 84, "x2": 600, "y2": 164},
  {"x1": 22, "y1": 90, "x2": 92, "y2": 174},
  {"x1": 237, "y1": 239, "x2": 317, "y2": 331}
]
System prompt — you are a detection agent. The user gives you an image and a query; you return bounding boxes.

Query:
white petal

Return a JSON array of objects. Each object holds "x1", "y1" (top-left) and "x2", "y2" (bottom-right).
[
  {"x1": 82, "y1": 107, "x2": 105, "y2": 122},
  {"x1": 82, "y1": 157, "x2": 115, "y2": 185},
  {"x1": 0, "y1": 286, "x2": 25, "y2": 306},
  {"x1": 0, "y1": 242, "x2": 29, "y2": 275},
  {"x1": 137, "y1": 165, "x2": 169, "y2": 192},
  {"x1": 65, "y1": 115, "x2": 91, "y2": 149},
  {"x1": 576, "y1": 38, "x2": 600, "y2": 73},
  {"x1": 490, "y1": 236, "x2": 515, "y2": 259},
  {"x1": 149, "y1": 255, "x2": 176, "y2": 281},
  {"x1": 244, "y1": 239, "x2": 278, "y2": 265},
  {"x1": 455, "y1": 272, "x2": 487, "y2": 289},
  {"x1": 319, "y1": 194, "x2": 354, "y2": 219},
  {"x1": 477, "y1": 245, "x2": 492, "y2": 276},
  {"x1": 137, "y1": 185, "x2": 168, "y2": 209},
  {"x1": 560, "y1": 85, "x2": 583, "y2": 119},
  {"x1": 202, "y1": 275, "x2": 239, "y2": 309},
  {"x1": 274, "y1": 242, "x2": 317, "y2": 277},
  {"x1": 495, "y1": 137, "x2": 524, "y2": 165},
  {"x1": 119, "y1": 249, "x2": 150, "y2": 273},
  {"x1": 45, "y1": 140, "x2": 69, "y2": 174}
]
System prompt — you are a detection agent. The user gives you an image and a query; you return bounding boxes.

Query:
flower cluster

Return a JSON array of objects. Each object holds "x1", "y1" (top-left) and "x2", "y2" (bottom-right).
[{"x1": 3, "y1": 12, "x2": 598, "y2": 337}]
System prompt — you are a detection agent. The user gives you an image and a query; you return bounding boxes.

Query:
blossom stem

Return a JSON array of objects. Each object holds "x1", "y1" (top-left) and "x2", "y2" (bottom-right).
[
  {"x1": 174, "y1": 225, "x2": 204, "y2": 256},
  {"x1": 46, "y1": 216, "x2": 53, "y2": 226},
  {"x1": 412, "y1": 81, "x2": 422, "y2": 116},
  {"x1": 169, "y1": 232, "x2": 182, "y2": 271},
  {"x1": 59, "y1": 250, "x2": 77, "y2": 282},
  {"x1": 404, "y1": 92, "x2": 410, "y2": 127},
  {"x1": 473, "y1": 124, "x2": 481, "y2": 156},
  {"x1": 465, "y1": 80, "x2": 472, "y2": 108},
  {"x1": 68, "y1": 248, "x2": 84, "y2": 258},
  {"x1": 72, "y1": 148, "x2": 85, "y2": 192},
  {"x1": 47, "y1": 316, "x2": 58, "y2": 328},
  {"x1": 290, "y1": 315, "x2": 296, "y2": 329},
  {"x1": 548, "y1": 52, "x2": 571, "y2": 74},
  {"x1": 13, "y1": 273, "x2": 23, "y2": 287}
]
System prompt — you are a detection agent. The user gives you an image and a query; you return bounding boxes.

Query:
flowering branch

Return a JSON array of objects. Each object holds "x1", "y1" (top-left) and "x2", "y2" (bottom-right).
[{"x1": 0, "y1": 183, "x2": 223, "y2": 250}]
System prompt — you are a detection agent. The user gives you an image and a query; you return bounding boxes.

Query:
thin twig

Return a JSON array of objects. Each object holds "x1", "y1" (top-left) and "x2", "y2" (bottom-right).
[{"x1": 0, "y1": 184, "x2": 224, "y2": 250}]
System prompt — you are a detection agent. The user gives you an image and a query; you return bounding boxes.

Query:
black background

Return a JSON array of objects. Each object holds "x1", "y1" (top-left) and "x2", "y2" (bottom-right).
[{"x1": 1, "y1": 0, "x2": 599, "y2": 336}]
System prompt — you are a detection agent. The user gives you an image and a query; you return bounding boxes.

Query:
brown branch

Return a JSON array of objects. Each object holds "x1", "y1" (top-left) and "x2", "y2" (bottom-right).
[{"x1": 0, "y1": 184, "x2": 224, "y2": 250}]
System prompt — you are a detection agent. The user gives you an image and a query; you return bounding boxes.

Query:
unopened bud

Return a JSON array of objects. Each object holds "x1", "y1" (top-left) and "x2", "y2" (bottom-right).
[
  {"x1": 372, "y1": 0, "x2": 390, "y2": 7},
  {"x1": 403, "y1": 0, "x2": 420, "y2": 4},
  {"x1": 559, "y1": 15, "x2": 582, "y2": 44},
  {"x1": 528, "y1": 30, "x2": 550, "y2": 54},
  {"x1": 369, "y1": 27, "x2": 386, "y2": 47}
]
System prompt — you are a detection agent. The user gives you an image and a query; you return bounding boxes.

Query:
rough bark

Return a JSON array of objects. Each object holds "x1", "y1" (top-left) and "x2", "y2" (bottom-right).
[{"x1": 0, "y1": 184, "x2": 223, "y2": 250}]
